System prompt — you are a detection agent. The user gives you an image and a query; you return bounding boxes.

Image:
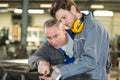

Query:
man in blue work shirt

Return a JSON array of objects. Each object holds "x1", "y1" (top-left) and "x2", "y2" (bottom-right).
[{"x1": 50, "y1": 0, "x2": 110, "y2": 80}]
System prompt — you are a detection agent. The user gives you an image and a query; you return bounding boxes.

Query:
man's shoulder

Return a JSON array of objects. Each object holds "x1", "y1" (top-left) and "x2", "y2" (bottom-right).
[{"x1": 40, "y1": 42, "x2": 57, "y2": 50}]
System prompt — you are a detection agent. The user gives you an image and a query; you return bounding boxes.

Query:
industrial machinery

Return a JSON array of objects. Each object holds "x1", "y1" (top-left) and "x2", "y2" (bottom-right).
[{"x1": 0, "y1": 59, "x2": 39, "y2": 80}]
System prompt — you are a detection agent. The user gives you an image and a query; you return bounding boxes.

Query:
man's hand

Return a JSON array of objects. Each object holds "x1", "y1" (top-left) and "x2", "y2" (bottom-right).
[
  {"x1": 38, "y1": 60, "x2": 50, "y2": 76},
  {"x1": 52, "y1": 66, "x2": 61, "y2": 74},
  {"x1": 107, "y1": 73, "x2": 110, "y2": 80},
  {"x1": 38, "y1": 65, "x2": 61, "y2": 80}
]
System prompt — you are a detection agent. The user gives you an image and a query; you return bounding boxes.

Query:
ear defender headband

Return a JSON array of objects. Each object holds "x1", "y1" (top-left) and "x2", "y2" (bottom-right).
[{"x1": 71, "y1": 14, "x2": 85, "y2": 33}]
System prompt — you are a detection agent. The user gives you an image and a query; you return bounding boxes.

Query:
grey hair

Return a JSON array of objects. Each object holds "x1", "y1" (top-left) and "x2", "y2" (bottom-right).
[{"x1": 43, "y1": 18, "x2": 63, "y2": 32}]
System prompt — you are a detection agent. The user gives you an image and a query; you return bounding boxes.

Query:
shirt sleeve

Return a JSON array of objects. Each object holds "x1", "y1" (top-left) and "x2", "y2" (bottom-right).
[{"x1": 28, "y1": 43, "x2": 50, "y2": 68}]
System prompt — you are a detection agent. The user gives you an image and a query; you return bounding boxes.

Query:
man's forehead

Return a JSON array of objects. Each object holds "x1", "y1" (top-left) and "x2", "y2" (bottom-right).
[
  {"x1": 56, "y1": 9, "x2": 65, "y2": 20},
  {"x1": 56, "y1": 14, "x2": 62, "y2": 21}
]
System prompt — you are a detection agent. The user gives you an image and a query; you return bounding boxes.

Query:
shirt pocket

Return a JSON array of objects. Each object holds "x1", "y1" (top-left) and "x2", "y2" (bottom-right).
[{"x1": 73, "y1": 35, "x2": 86, "y2": 56}]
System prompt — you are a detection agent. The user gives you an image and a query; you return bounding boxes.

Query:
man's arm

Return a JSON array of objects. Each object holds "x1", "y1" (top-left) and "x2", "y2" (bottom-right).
[
  {"x1": 28, "y1": 42, "x2": 52, "y2": 76},
  {"x1": 28, "y1": 43, "x2": 50, "y2": 68},
  {"x1": 28, "y1": 42, "x2": 65, "y2": 76}
]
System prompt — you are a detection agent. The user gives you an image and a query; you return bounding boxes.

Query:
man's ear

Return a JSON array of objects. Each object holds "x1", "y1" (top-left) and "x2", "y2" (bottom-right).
[
  {"x1": 61, "y1": 26, "x2": 66, "y2": 33},
  {"x1": 70, "y1": 5, "x2": 77, "y2": 14},
  {"x1": 61, "y1": 26, "x2": 65, "y2": 31}
]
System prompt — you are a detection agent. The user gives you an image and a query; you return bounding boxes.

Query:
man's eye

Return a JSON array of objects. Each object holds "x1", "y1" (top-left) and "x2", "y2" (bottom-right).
[
  {"x1": 54, "y1": 35, "x2": 58, "y2": 38},
  {"x1": 47, "y1": 37, "x2": 51, "y2": 40},
  {"x1": 55, "y1": 34, "x2": 60, "y2": 38},
  {"x1": 62, "y1": 17, "x2": 66, "y2": 19},
  {"x1": 63, "y1": 17, "x2": 65, "y2": 19}
]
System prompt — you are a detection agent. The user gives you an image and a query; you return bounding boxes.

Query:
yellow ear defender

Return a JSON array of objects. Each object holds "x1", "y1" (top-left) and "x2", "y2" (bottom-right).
[
  {"x1": 71, "y1": 19, "x2": 84, "y2": 33},
  {"x1": 71, "y1": 13, "x2": 85, "y2": 33}
]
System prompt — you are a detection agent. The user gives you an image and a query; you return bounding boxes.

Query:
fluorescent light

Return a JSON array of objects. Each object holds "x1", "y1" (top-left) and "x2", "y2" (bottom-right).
[
  {"x1": 0, "y1": 9, "x2": 8, "y2": 12},
  {"x1": 91, "y1": 5, "x2": 104, "y2": 9},
  {"x1": 93, "y1": 10, "x2": 114, "y2": 16},
  {"x1": 81, "y1": 10, "x2": 89, "y2": 15},
  {"x1": 28, "y1": 9, "x2": 44, "y2": 14},
  {"x1": 14, "y1": 9, "x2": 44, "y2": 14},
  {"x1": 14, "y1": 9, "x2": 22, "y2": 14},
  {"x1": 0, "y1": 3, "x2": 9, "y2": 7},
  {"x1": 40, "y1": 4, "x2": 52, "y2": 8}
]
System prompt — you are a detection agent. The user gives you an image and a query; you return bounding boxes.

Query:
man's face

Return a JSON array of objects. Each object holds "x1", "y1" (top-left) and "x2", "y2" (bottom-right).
[
  {"x1": 55, "y1": 9, "x2": 75, "y2": 29},
  {"x1": 45, "y1": 25, "x2": 67, "y2": 49}
]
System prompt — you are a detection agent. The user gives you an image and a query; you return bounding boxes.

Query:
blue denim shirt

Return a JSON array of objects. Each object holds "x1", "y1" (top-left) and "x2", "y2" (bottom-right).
[{"x1": 58, "y1": 12, "x2": 110, "y2": 80}]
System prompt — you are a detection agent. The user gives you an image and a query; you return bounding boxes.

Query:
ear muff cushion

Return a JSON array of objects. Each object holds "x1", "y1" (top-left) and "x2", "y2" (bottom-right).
[{"x1": 72, "y1": 19, "x2": 84, "y2": 33}]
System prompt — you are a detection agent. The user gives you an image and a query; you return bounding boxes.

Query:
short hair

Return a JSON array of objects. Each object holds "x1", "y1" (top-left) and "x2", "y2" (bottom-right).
[
  {"x1": 43, "y1": 18, "x2": 62, "y2": 31},
  {"x1": 50, "y1": 0, "x2": 79, "y2": 18}
]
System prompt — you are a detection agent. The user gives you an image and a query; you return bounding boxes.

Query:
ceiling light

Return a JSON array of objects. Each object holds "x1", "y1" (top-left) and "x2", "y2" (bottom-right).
[
  {"x1": 81, "y1": 10, "x2": 89, "y2": 15},
  {"x1": 28, "y1": 9, "x2": 44, "y2": 14},
  {"x1": 14, "y1": 9, "x2": 22, "y2": 14},
  {"x1": 93, "y1": 10, "x2": 114, "y2": 16},
  {"x1": 0, "y1": 3, "x2": 9, "y2": 7},
  {"x1": 91, "y1": 5, "x2": 104, "y2": 9},
  {"x1": 14, "y1": 9, "x2": 44, "y2": 14},
  {"x1": 40, "y1": 4, "x2": 52, "y2": 8},
  {"x1": 0, "y1": 9, "x2": 8, "y2": 12}
]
